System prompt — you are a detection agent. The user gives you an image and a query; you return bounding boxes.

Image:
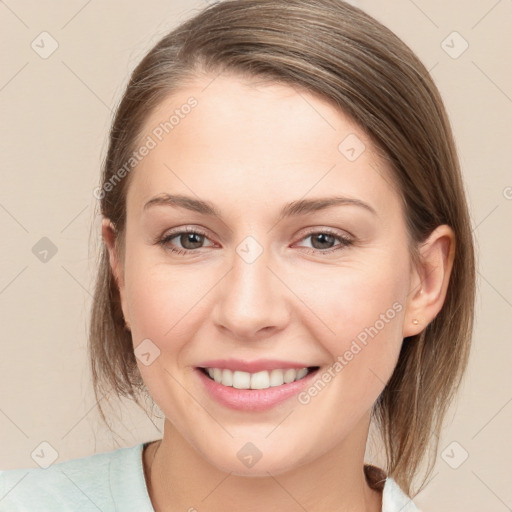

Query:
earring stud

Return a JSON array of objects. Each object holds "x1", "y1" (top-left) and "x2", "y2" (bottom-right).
[{"x1": 412, "y1": 319, "x2": 419, "y2": 325}]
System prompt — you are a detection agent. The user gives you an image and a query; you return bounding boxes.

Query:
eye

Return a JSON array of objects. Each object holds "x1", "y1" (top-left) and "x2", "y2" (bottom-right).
[
  {"x1": 157, "y1": 227, "x2": 215, "y2": 255},
  {"x1": 294, "y1": 229, "x2": 353, "y2": 255},
  {"x1": 156, "y1": 227, "x2": 353, "y2": 256}
]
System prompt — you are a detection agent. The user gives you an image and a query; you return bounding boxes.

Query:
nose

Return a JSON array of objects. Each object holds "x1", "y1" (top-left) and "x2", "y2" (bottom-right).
[{"x1": 211, "y1": 242, "x2": 291, "y2": 341}]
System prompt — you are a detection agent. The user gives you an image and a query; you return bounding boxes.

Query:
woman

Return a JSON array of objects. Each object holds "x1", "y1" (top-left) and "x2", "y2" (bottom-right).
[{"x1": 0, "y1": 0, "x2": 475, "y2": 510}]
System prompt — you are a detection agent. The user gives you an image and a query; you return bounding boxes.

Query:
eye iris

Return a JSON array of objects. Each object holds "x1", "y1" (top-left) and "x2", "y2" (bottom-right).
[
  {"x1": 181, "y1": 232, "x2": 204, "y2": 249},
  {"x1": 311, "y1": 233, "x2": 335, "y2": 250}
]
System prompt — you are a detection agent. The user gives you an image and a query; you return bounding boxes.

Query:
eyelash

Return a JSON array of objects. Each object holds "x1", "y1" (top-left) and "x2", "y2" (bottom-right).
[{"x1": 157, "y1": 227, "x2": 353, "y2": 256}]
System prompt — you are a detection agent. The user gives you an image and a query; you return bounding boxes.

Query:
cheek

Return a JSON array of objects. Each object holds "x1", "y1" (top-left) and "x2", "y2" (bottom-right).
[
  {"x1": 123, "y1": 243, "x2": 219, "y2": 367},
  {"x1": 291, "y1": 284, "x2": 406, "y2": 440},
  {"x1": 298, "y1": 257, "x2": 408, "y2": 349},
  {"x1": 122, "y1": 254, "x2": 209, "y2": 417},
  {"x1": 125, "y1": 263, "x2": 202, "y2": 342},
  {"x1": 289, "y1": 251, "x2": 409, "y2": 403}
]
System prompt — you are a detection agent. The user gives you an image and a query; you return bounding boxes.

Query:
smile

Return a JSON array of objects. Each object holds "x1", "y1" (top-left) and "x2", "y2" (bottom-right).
[
  {"x1": 201, "y1": 367, "x2": 317, "y2": 390},
  {"x1": 196, "y1": 359, "x2": 321, "y2": 411}
]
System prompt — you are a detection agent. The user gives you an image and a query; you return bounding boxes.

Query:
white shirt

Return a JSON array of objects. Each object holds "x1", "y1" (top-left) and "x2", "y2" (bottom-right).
[{"x1": 0, "y1": 442, "x2": 421, "y2": 511}]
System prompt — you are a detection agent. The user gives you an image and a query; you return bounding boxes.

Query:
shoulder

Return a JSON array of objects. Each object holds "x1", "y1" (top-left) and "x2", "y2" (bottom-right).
[
  {"x1": 382, "y1": 477, "x2": 422, "y2": 512},
  {"x1": 0, "y1": 442, "x2": 154, "y2": 512}
]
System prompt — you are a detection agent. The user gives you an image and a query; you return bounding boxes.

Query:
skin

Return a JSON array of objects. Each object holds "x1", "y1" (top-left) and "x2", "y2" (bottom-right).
[{"x1": 103, "y1": 73, "x2": 455, "y2": 512}]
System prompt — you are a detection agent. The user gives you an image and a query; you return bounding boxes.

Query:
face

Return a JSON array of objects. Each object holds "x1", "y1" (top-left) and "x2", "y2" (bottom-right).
[{"x1": 111, "y1": 73, "x2": 417, "y2": 476}]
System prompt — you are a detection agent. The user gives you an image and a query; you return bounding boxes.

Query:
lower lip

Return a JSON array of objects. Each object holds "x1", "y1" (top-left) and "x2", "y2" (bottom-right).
[{"x1": 196, "y1": 368, "x2": 319, "y2": 412}]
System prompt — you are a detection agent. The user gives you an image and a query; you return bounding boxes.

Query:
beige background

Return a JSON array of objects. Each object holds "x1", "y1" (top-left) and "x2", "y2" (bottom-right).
[{"x1": 1, "y1": 0, "x2": 511, "y2": 510}]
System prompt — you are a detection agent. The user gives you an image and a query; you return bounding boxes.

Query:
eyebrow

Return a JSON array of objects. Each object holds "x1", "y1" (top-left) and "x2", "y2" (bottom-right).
[{"x1": 143, "y1": 193, "x2": 377, "y2": 220}]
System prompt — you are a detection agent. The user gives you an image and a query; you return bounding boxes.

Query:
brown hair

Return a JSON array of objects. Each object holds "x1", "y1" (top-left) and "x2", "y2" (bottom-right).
[{"x1": 89, "y1": 0, "x2": 475, "y2": 497}]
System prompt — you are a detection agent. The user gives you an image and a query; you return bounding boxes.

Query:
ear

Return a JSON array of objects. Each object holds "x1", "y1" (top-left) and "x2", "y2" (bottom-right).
[
  {"x1": 101, "y1": 218, "x2": 130, "y2": 328},
  {"x1": 403, "y1": 224, "x2": 455, "y2": 338}
]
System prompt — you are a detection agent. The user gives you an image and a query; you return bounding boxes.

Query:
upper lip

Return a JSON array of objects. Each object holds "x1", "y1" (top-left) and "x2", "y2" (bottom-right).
[{"x1": 197, "y1": 359, "x2": 317, "y2": 373}]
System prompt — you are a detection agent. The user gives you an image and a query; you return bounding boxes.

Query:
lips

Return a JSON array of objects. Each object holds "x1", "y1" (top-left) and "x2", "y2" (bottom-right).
[{"x1": 195, "y1": 359, "x2": 320, "y2": 411}]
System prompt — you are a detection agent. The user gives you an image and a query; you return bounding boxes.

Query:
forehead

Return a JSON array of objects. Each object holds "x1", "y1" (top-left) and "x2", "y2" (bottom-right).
[{"x1": 126, "y1": 73, "x2": 401, "y2": 221}]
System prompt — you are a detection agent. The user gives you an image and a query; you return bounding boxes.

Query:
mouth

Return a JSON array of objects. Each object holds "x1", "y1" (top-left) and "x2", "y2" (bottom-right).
[
  {"x1": 195, "y1": 364, "x2": 320, "y2": 412},
  {"x1": 199, "y1": 366, "x2": 319, "y2": 390}
]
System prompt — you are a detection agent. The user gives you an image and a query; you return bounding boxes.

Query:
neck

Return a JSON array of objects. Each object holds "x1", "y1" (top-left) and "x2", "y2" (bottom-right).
[{"x1": 144, "y1": 415, "x2": 382, "y2": 512}]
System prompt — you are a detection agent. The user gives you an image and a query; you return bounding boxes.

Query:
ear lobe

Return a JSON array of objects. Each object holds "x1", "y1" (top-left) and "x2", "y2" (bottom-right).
[
  {"x1": 403, "y1": 225, "x2": 455, "y2": 338},
  {"x1": 101, "y1": 218, "x2": 124, "y2": 290}
]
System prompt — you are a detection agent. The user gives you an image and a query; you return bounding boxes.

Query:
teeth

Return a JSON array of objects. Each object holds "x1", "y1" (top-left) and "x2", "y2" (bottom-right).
[
  {"x1": 222, "y1": 368, "x2": 233, "y2": 386},
  {"x1": 232, "y1": 370, "x2": 251, "y2": 389},
  {"x1": 269, "y1": 369, "x2": 284, "y2": 387},
  {"x1": 283, "y1": 369, "x2": 296, "y2": 383},
  {"x1": 250, "y1": 371, "x2": 269, "y2": 390},
  {"x1": 204, "y1": 367, "x2": 311, "y2": 389},
  {"x1": 213, "y1": 368, "x2": 222, "y2": 383},
  {"x1": 296, "y1": 368, "x2": 308, "y2": 380}
]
